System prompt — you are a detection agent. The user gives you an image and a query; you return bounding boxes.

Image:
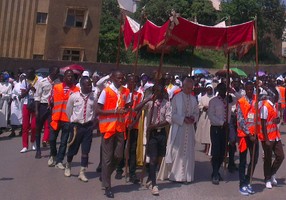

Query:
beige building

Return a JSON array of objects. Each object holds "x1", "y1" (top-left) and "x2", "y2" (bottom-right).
[{"x1": 0, "y1": 0, "x2": 102, "y2": 62}]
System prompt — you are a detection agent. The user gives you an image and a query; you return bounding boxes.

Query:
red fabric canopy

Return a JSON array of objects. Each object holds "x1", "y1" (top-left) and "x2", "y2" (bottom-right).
[{"x1": 123, "y1": 16, "x2": 255, "y2": 56}]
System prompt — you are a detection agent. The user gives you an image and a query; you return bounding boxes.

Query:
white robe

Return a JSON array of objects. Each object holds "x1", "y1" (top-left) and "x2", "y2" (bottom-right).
[
  {"x1": 195, "y1": 94, "x2": 213, "y2": 144},
  {"x1": 0, "y1": 82, "x2": 12, "y2": 127},
  {"x1": 158, "y1": 92, "x2": 199, "y2": 182},
  {"x1": 10, "y1": 82, "x2": 23, "y2": 126}
]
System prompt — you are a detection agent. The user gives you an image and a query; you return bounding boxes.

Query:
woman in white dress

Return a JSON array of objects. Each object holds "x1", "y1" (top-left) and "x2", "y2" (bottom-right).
[
  {"x1": 9, "y1": 73, "x2": 25, "y2": 137},
  {"x1": 195, "y1": 84, "x2": 214, "y2": 155},
  {"x1": 0, "y1": 72, "x2": 12, "y2": 134}
]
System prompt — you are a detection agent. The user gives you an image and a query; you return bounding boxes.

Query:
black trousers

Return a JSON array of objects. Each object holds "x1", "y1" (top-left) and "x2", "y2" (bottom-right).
[
  {"x1": 35, "y1": 103, "x2": 51, "y2": 150},
  {"x1": 116, "y1": 129, "x2": 139, "y2": 176},
  {"x1": 210, "y1": 125, "x2": 226, "y2": 178},
  {"x1": 67, "y1": 122, "x2": 93, "y2": 167},
  {"x1": 239, "y1": 136, "x2": 259, "y2": 187},
  {"x1": 147, "y1": 128, "x2": 167, "y2": 186}
]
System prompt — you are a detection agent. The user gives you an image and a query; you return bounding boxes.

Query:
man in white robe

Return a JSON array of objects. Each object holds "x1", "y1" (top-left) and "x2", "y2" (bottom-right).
[{"x1": 158, "y1": 77, "x2": 199, "y2": 183}]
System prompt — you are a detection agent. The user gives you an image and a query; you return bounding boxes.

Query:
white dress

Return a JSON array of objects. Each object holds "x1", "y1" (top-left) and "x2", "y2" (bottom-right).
[
  {"x1": 195, "y1": 94, "x2": 214, "y2": 144},
  {"x1": 158, "y1": 92, "x2": 199, "y2": 182},
  {"x1": 0, "y1": 82, "x2": 12, "y2": 127},
  {"x1": 10, "y1": 81, "x2": 23, "y2": 126}
]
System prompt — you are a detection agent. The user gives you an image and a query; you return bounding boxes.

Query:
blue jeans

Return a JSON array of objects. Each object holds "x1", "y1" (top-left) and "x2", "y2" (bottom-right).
[{"x1": 49, "y1": 121, "x2": 70, "y2": 163}]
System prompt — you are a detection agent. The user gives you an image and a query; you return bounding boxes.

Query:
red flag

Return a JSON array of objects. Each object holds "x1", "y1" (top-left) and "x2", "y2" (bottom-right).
[{"x1": 123, "y1": 16, "x2": 140, "y2": 49}]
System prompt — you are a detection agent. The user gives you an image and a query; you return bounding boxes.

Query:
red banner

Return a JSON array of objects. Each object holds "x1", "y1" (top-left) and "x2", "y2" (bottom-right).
[{"x1": 123, "y1": 16, "x2": 255, "y2": 57}]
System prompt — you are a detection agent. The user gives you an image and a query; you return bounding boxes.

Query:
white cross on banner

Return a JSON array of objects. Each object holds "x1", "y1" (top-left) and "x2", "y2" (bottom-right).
[{"x1": 117, "y1": 0, "x2": 137, "y2": 13}]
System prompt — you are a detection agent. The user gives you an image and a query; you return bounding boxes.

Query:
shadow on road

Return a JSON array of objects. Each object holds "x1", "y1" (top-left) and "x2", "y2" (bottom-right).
[{"x1": 0, "y1": 177, "x2": 14, "y2": 181}]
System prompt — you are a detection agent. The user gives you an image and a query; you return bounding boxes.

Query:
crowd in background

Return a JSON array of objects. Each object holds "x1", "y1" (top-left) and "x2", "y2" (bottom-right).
[{"x1": 0, "y1": 66, "x2": 285, "y2": 198}]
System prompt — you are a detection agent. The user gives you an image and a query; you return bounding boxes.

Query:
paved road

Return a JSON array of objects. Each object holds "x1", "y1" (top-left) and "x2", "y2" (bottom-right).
[{"x1": 0, "y1": 126, "x2": 286, "y2": 200}]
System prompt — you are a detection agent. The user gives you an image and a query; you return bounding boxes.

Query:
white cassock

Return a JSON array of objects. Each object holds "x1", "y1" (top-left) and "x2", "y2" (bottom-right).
[
  {"x1": 0, "y1": 82, "x2": 12, "y2": 127},
  {"x1": 158, "y1": 92, "x2": 199, "y2": 182},
  {"x1": 10, "y1": 81, "x2": 23, "y2": 126}
]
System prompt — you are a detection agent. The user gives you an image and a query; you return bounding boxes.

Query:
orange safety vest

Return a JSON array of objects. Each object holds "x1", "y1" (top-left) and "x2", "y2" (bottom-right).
[
  {"x1": 258, "y1": 100, "x2": 281, "y2": 141},
  {"x1": 237, "y1": 95, "x2": 260, "y2": 152},
  {"x1": 277, "y1": 86, "x2": 286, "y2": 109},
  {"x1": 99, "y1": 86, "x2": 130, "y2": 139},
  {"x1": 125, "y1": 91, "x2": 142, "y2": 129},
  {"x1": 50, "y1": 83, "x2": 80, "y2": 130}
]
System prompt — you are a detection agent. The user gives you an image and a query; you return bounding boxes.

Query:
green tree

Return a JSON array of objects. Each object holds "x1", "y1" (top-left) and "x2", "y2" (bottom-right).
[
  {"x1": 190, "y1": 0, "x2": 218, "y2": 25},
  {"x1": 137, "y1": 0, "x2": 192, "y2": 25},
  {"x1": 220, "y1": 0, "x2": 286, "y2": 63}
]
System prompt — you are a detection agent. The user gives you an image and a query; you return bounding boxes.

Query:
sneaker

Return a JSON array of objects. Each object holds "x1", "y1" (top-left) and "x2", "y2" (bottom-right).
[
  {"x1": 20, "y1": 147, "x2": 28, "y2": 153},
  {"x1": 78, "y1": 167, "x2": 88, "y2": 182},
  {"x1": 212, "y1": 176, "x2": 219, "y2": 185},
  {"x1": 31, "y1": 143, "x2": 36, "y2": 151},
  {"x1": 151, "y1": 185, "x2": 159, "y2": 195},
  {"x1": 239, "y1": 186, "x2": 249, "y2": 196},
  {"x1": 271, "y1": 175, "x2": 278, "y2": 186},
  {"x1": 48, "y1": 156, "x2": 56, "y2": 167},
  {"x1": 146, "y1": 180, "x2": 152, "y2": 189},
  {"x1": 55, "y1": 162, "x2": 65, "y2": 170},
  {"x1": 64, "y1": 163, "x2": 71, "y2": 177},
  {"x1": 266, "y1": 181, "x2": 272, "y2": 189},
  {"x1": 246, "y1": 184, "x2": 255, "y2": 194}
]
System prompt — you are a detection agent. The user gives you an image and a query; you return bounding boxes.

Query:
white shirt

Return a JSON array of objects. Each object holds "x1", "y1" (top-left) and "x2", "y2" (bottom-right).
[
  {"x1": 260, "y1": 100, "x2": 280, "y2": 141},
  {"x1": 260, "y1": 100, "x2": 276, "y2": 120},
  {"x1": 66, "y1": 91, "x2": 97, "y2": 124},
  {"x1": 34, "y1": 76, "x2": 53, "y2": 103},
  {"x1": 20, "y1": 76, "x2": 42, "y2": 104},
  {"x1": 208, "y1": 95, "x2": 237, "y2": 126}
]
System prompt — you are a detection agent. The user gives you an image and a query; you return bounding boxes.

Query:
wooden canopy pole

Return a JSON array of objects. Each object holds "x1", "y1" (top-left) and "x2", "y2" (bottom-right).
[
  {"x1": 124, "y1": 8, "x2": 146, "y2": 183},
  {"x1": 116, "y1": 10, "x2": 124, "y2": 69},
  {"x1": 140, "y1": 9, "x2": 179, "y2": 185},
  {"x1": 250, "y1": 15, "x2": 259, "y2": 184},
  {"x1": 223, "y1": 52, "x2": 231, "y2": 169}
]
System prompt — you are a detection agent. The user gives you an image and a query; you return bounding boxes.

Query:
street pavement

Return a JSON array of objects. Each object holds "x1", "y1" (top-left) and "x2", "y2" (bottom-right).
[{"x1": 0, "y1": 126, "x2": 286, "y2": 200}]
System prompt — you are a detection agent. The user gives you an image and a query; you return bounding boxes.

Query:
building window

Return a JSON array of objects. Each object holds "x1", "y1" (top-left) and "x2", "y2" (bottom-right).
[
  {"x1": 33, "y1": 54, "x2": 44, "y2": 60},
  {"x1": 283, "y1": 48, "x2": 286, "y2": 56},
  {"x1": 36, "y1": 12, "x2": 48, "y2": 24},
  {"x1": 64, "y1": 8, "x2": 89, "y2": 29},
  {"x1": 62, "y1": 49, "x2": 84, "y2": 61}
]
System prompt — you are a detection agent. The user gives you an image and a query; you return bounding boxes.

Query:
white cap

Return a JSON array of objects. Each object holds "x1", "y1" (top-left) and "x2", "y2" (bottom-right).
[
  {"x1": 174, "y1": 75, "x2": 179, "y2": 79},
  {"x1": 82, "y1": 71, "x2": 90, "y2": 77},
  {"x1": 205, "y1": 79, "x2": 212, "y2": 85},
  {"x1": 276, "y1": 75, "x2": 284, "y2": 81}
]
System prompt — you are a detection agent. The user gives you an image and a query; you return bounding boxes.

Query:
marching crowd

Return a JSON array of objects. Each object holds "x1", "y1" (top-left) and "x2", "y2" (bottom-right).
[{"x1": 0, "y1": 67, "x2": 285, "y2": 198}]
